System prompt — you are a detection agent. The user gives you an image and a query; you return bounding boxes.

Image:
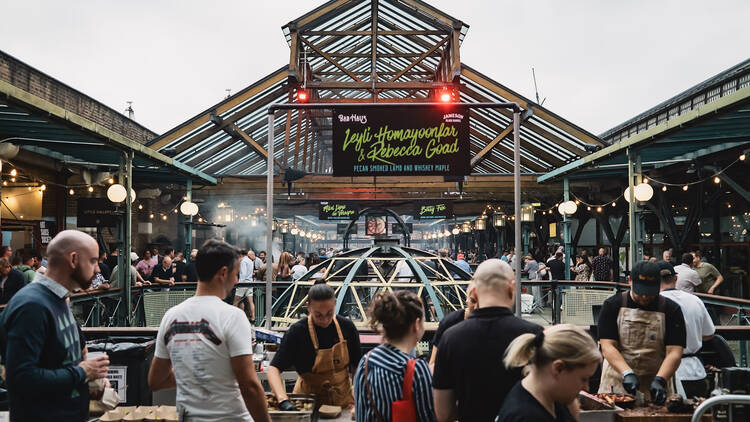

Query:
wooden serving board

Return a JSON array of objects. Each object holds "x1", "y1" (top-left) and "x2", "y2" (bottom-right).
[{"x1": 616, "y1": 406, "x2": 711, "y2": 422}]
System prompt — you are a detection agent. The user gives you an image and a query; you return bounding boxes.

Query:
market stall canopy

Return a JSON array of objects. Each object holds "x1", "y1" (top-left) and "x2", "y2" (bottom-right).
[
  {"x1": 0, "y1": 50, "x2": 216, "y2": 186},
  {"x1": 148, "y1": 0, "x2": 603, "y2": 178},
  {"x1": 538, "y1": 58, "x2": 750, "y2": 183}
]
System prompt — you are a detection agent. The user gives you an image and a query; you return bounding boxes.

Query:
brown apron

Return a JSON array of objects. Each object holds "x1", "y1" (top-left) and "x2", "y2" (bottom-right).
[
  {"x1": 292, "y1": 317, "x2": 354, "y2": 407},
  {"x1": 599, "y1": 292, "x2": 674, "y2": 400}
]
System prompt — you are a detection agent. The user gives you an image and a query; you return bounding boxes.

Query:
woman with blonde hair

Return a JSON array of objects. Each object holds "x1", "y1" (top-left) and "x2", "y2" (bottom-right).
[
  {"x1": 496, "y1": 324, "x2": 601, "y2": 422},
  {"x1": 275, "y1": 251, "x2": 294, "y2": 281}
]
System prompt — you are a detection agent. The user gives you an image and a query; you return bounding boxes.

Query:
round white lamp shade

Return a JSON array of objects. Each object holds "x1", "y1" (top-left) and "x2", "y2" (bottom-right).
[
  {"x1": 107, "y1": 184, "x2": 136, "y2": 203},
  {"x1": 557, "y1": 200, "x2": 577, "y2": 215},
  {"x1": 180, "y1": 201, "x2": 199, "y2": 216},
  {"x1": 624, "y1": 183, "x2": 654, "y2": 202}
]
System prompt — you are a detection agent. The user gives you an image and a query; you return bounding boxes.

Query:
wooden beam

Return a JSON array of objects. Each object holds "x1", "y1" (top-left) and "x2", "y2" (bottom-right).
[
  {"x1": 301, "y1": 37, "x2": 362, "y2": 82},
  {"x1": 231, "y1": 124, "x2": 283, "y2": 169},
  {"x1": 294, "y1": 110, "x2": 302, "y2": 168},
  {"x1": 294, "y1": 0, "x2": 351, "y2": 28},
  {"x1": 282, "y1": 93, "x2": 292, "y2": 168},
  {"x1": 304, "y1": 30, "x2": 447, "y2": 36},
  {"x1": 470, "y1": 128, "x2": 546, "y2": 172},
  {"x1": 468, "y1": 110, "x2": 565, "y2": 167},
  {"x1": 288, "y1": 30, "x2": 300, "y2": 81},
  {"x1": 302, "y1": 115, "x2": 309, "y2": 170},
  {"x1": 461, "y1": 67, "x2": 602, "y2": 148},
  {"x1": 388, "y1": 36, "x2": 449, "y2": 82},
  {"x1": 470, "y1": 123, "x2": 514, "y2": 168},
  {"x1": 149, "y1": 68, "x2": 287, "y2": 150},
  {"x1": 450, "y1": 27, "x2": 461, "y2": 81},
  {"x1": 305, "y1": 81, "x2": 440, "y2": 89},
  {"x1": 308, "y1": 52, "x2": 442, "y2": 58}
]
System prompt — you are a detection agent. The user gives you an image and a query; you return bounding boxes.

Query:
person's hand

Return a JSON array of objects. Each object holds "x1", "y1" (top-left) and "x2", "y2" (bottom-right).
[
  {"x1": 144, "y1": 280, "x2": 152, "y2": 285},
  {"x1": 168, "y1": 277, "x2": 175, "y2": 286},
  {"x1": 135, "y1": 281, "x2": 143, "y2": 287},
  {"x1": 99, "y1": 283, "x2": 111, "y2": 290},
  {"x1": 650, "y1": 376, "x2": 667, "y2": 405},
  {"x1": 278, "y1": 399, "x2": 298, "y2": 411},
  {"x1": 79, "y1": 354, "x2": 110, "y2": 381},
  {"x1": 622, "y1": 370, "x2": 639, "y2": 395},
  {"x1": 708, "y1": 286, "x2": 716, "y2": 294}
]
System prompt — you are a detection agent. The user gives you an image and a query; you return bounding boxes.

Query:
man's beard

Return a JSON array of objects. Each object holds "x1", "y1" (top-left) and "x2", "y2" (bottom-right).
[{"x1": 72, "y1": 265, "x2": 94, "y2": 290}]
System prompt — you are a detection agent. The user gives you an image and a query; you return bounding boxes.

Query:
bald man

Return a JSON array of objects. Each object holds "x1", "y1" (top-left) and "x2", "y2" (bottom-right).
[
  {"x1": 433, "y1": 259, "x2": 542, "y2": 422},
  {"x1": 1, "y1": 230, "x2": 110, "y2": 421},
  {"x1": 151, "y1": 255, "x2": 176, "y2": 286}
]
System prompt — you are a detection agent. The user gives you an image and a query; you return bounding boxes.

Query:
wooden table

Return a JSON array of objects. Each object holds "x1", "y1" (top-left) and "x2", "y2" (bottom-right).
[{"x1": 615, "y1": 406, "x2": 711, "y2": 421}]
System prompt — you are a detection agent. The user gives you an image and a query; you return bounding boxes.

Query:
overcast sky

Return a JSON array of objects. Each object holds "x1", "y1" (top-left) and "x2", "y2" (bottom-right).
[{"x1": 2, "y1": 1, "x2": 748, "y2": 137}]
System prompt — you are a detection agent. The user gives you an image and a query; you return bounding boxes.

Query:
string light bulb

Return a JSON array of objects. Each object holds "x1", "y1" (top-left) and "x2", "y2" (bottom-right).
[
  {"x1": 682, "y1": 185, "x2": 688, "y2": 191},
  {"x1": 741, "y1": 153, "x2": 746, "y2": 161},
  {"x1": 69, "y1": 188, "x2": 74, "y2": 195},
  {"x1": 2, "y1": 181, "x2": 6, "y2": 186},
  {"x1": 10, "y1": 177, "x2": 15, "y2": 183},
  {"x1": 586, "y1": 206, "x2": 591, "y2": 211},
  {"x1": 9, "y1": 169, "x2": 16, "y2": 177},
  {"x1": 138, "y1": 204, "x2": 143, "y2": 210},
  {"x1": 611, "y1": 202, "x2": 616, "y2": 207},
  {"x1": 107, "y1": 177, "x2": 114, "y2": 184},
  {"x1": 149, "y1": 213, "x2": 154, "y2": 219},
  {"x1": 162, "y1": 215, "x2": 167, "y2": 220},
  {"x1": 596, "y1": 206, "x2": 603, "y2": 213},
  {"x1": 40, "y1": 184, "x2": 46, "y2": 191},
  {"x1": 643, "y1": 178, "x2": 649, "y2": 184},
  {"x1": 88, "y1": 186, "x2": 94, "y2": 192},
  {"x1": 714, "y1": 177, "x2": 721, "y2": 184},
  {"x1": 662, "y1": 186, "x2": 667, "y2": 192}
]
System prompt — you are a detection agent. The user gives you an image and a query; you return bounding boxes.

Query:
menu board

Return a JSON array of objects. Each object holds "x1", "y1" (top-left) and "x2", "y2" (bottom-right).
[
  {"x1": 391, "y1": 223, "x2": 413, "y2": 234},
  {"x1": 365, "y1": 215, "x2": 387, "y2": 236},
  {"x1": 332, "y1": 105, "x2": 470, "y2": 176},
  {"x1": 337, "y1": 223, "x2": 358, "y2": 235},
  {"x1": 319, "y1": 201, "x2": 359, "y2": 220},
  {"x1": 413, "y1": 200, "x2": 454, "y2": 220}
]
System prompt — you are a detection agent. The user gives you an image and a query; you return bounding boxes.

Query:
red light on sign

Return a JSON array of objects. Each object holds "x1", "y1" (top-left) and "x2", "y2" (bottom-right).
[
  {"x1": 296, "y1": 89, "x2": 309, "y2": 102},
  {"x1": 436, "y1": 86, "x2": 459, "y2": 103},
  {"x1": 440, "y1": 92, "x2": 452, "y2": 102}
]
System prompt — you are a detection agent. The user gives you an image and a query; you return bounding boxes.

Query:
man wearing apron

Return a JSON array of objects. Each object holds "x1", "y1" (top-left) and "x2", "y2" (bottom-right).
[
  {"x1": 269, "y1": 283, "x2": 361, "y2": 410},
  {"x1": 597, "y1": 261, "x2": 686, "y2": 404}
]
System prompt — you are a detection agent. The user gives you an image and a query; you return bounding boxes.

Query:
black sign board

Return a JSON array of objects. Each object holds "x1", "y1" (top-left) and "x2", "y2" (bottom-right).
[
  {"x1": 391, "y1": 223, "x2": 413, "y2": 234},
  {"x1": 413, "y1": 200, "x2": 454, "y2": 220},
  {"x1": 77, "y1": 198, "x2": 118, "y2": 227},
  {"x1": 332, "y1": 105, "x2": 470, "y2": 176},
  {"x1": 337, "y1": 223, "x2": 358, "y2": 235},
  {"x1": 39, "y1": 220, "x2": 57, "y2": 245},
  {"x1": 319, "y1": 201, "x2": 359, "y2": 220}
]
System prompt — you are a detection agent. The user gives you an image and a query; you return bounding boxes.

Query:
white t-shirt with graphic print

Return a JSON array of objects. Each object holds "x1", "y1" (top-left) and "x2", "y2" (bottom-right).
[{"x1": 155, "y1": 295, "x2": 254, "y2": 421}]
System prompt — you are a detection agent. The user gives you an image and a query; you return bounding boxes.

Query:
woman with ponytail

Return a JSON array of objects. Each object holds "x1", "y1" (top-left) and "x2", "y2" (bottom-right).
[
  {"x1": 496, "y1": 324, "x2": 601, "y2": 422},
  {"x1": 354, "y1": 290, "x2": 436, "y2": 422}
]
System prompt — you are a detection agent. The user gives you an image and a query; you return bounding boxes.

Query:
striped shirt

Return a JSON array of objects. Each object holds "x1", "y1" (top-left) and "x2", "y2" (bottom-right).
[{"x1": 354, "y1": 344, "x2": 436, "y2": 422}]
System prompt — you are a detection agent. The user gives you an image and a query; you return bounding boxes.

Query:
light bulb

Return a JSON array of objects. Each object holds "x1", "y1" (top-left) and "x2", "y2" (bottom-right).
[
  {"x1": 108, "y1": 178, "x2": 114, "y2": 184},
  {"x1": 662, "y1": 186, "x2": 667, "y2": 192},
  {"x1": 714, "y1": 177, "x2": 720, "y2": 184},
  {"x1": 2, "y1": 181, "x2": 7, "y2": 186},
  {"x1": 149, "y1": 213, "x2": 154, "y2": 219},
  {"x1": 682, "y1": 185, "x2": 688, "y2": 191},
  {"x1": 162, "y1": 215, "x2": 167, "y2": 220},
  {"x1": 9, "y1": 169, "x2": 16, "y2": 177},
  {"x1": 88, "y1": 186, "x2": 94, "y2": 192},
  {"x1": 138, "y1": 204, "x2": 143, "y2": 210},
  {"x1": 741, "y1": 153, "x2": 746, "y2": 161},
  {"x1": 40, "y1": 184, "x2": 46, "y2": 191},
  {"x1": 10, "y1": 177, "x2": 15, "y2": 183},
  {"x1": 69, "y1": 188, "x2": 74, "y2": 195},
  {"x1": 596, "y1": 206, "x2": 602, "y2": 213}
]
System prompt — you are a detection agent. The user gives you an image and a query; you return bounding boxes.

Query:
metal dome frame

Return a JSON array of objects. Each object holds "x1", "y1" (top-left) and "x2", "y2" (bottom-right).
[{"x1": 268, "y1": 245, "x2": 471, "y2": 328}]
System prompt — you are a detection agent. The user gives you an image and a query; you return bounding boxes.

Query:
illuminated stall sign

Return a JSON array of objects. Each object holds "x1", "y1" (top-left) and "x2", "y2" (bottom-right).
[
  {"x1": 319, "y1": 201, "x2": 359, "y2": 220},
  {"x1": 413, "y1": 201, "x2": 454, "y2": 220},
  {"x1": 332, "y1": 105, "x2": 470, "y2": 176}
]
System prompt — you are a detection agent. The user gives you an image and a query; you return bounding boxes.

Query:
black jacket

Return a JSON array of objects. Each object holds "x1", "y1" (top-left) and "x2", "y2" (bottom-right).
[{"x1": 0, "y1": 269, "x2": 26, "y2": 305}]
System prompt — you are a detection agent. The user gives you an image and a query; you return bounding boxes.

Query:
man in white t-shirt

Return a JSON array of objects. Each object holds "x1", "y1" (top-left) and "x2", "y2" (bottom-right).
[
  {"x1": 658, "y1": 261, "x2": 715, "y2": 399},
  {"x1": 148, "y1": 240, "x2": 270, "y2": 422},
  {"x1": 674, "y1": 252, "x2": 702, "y2": 293},
  {"x1": 291, "y1": 257, "x2": 308, "y2": 281},
  {"x1": 235, "y1": 249, "x2": 255, "y2": 321}
]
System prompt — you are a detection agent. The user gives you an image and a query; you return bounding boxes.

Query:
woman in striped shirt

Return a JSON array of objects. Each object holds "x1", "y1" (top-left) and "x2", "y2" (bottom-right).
[{"x1": 354, "y1": 290, "x2": 436, "y2": 422}]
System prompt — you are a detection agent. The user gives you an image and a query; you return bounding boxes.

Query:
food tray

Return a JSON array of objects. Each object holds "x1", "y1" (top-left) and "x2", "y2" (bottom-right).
[{"x1": 267, "y1": 393, "x2": 321, "y2": 422}]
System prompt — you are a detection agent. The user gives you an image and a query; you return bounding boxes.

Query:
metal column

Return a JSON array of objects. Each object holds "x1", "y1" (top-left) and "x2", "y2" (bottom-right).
[
  {"x1": 627, "y1": 149, "x2": 638, "y2": 272},
  {"x1": 121, "y1": 151, "x2": 133, "y2": 326},
  {"x1": 185, "y1": 179, "x2": 193, "y2": 261},
  {"x1": 563, "y1": 177, "x2": 572, "y2": 281},
  {"x1": 513, "y1": 111, "x2": 522, "y2": 317},
  {"x1": 265, "y1": 113, "x2": 275, "y2": 329}
]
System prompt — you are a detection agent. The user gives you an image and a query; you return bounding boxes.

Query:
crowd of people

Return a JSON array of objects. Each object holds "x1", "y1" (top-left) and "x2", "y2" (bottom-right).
[{"x1": 0, "y1": 231, "x2": 728, "y2": 421}]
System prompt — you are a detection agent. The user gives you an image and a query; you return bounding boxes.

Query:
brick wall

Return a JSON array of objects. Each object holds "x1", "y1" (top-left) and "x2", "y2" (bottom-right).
[{"x1": 0, "y1": 50, "x2": 157, "y2": 145}]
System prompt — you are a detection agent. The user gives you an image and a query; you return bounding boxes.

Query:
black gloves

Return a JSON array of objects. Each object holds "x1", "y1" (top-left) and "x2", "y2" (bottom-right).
[
  {"x1": 279, "y1": 399, "x2": 298, "y2": 411},
  {"x1": 650, "y1": 376, "x2": 667, "y2": 405},
  {"x1": 622, "y1": 370, "x2": 639, "y2": 395}
]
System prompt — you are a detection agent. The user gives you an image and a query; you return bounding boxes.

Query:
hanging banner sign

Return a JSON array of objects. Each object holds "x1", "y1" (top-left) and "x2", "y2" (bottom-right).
[
  {"x1": 413, "y1": 200, "x2": 454, "y2": 220},
  {"x1": 77, "y1": 198, "x2": 118, "y2": 227},
  {"x1": 332, "y1": 105, "x2": 470, "y2": 176},
  {"x1": 319, "y1": 201, "x2": 359, "y2": 220}
]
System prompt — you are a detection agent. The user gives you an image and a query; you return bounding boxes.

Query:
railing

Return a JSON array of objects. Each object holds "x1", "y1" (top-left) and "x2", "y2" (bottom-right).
[
  {"x1": 8, "y1": 278, "x2": 750, "y2": 364},
  {"x1": 690, "y1": 394, "x2": 750, "y2": 422}
]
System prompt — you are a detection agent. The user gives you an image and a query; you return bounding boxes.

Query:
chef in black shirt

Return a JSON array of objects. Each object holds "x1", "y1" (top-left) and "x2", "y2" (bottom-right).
[
  {"x1": 433, "y1": 259, "x2": 542, "y2": 422},
  {"x1": 268, "y1": 283, "x2": 361, "y2": 410},
  {"x1": 597, "y1": 260, "x2": 685, "y2": 404}
]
